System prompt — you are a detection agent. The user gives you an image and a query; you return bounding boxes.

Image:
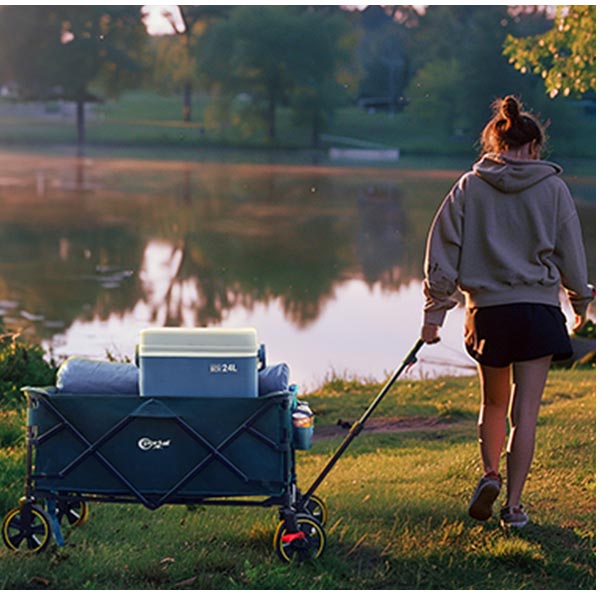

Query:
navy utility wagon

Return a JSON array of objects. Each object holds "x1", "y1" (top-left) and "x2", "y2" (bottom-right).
[{"x1": 2, "y1": 326, "x2": 422, "y2": 562}]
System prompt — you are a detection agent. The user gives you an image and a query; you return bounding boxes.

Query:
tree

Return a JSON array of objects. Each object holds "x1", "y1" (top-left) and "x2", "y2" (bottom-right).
[
  {"x1": 504, "y1": 5, "x2": 596, "y2": 98},
  {"x1": 198, "y1": 6, "x2": 356, "y2": 144},
  {"x1": 458, "y1": 6, "x2": 550, "y2": 130},
  {"x1": 404, "y1": 5, "x2": 486, "y2": 134},
  {"x1": 405, "y1": 58, "x2": 463, "y2": 134},
  {"x1": 153, "y1": 6, "x2": 230, "y2": 121},
  {"x1": 405, "y1": 6, "x2": 560, "y2": 137},
  {"x1": 0, "y1": 6, "x2": 147, "y2": 155},
  {"x1": 408, "y1": 5, "x2": 477, "y2": 69},
  {"x1": 226, "y1": 6, "x2": 299, "y2": 141},
  {"x1": 287, "y1": 10, "x2": 358, "y2": 146},
  {"x1": 357, "y1": 7, "x2": 414, "y2": 110},
  {"x1": 0, "y1": 7, "x2": 64, "y2": 104}
]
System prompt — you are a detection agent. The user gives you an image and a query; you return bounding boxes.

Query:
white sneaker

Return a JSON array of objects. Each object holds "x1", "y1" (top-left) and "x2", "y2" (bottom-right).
[{"x1": 500, "y1": 504, "x2": 529, "y2": 528}]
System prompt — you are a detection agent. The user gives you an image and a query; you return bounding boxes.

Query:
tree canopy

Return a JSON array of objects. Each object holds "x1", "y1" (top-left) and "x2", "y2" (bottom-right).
[
  {"x1": 0, "y1": 5, "x2": 147, "y2": 152},
  {"x1": 504, "y1": 5, "x2": 596, "y2": 98},
  {"x1": 197, "y1": 6, "x2": 357, "y2": 145},
  {"x1": 405, "y1": 5, "x2": 550, "y2": 136}
]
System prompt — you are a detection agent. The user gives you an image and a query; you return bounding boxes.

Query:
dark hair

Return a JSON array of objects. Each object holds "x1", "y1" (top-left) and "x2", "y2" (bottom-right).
[{"x1": 480, "y1": 96, "x2": 546, "y2": 155}]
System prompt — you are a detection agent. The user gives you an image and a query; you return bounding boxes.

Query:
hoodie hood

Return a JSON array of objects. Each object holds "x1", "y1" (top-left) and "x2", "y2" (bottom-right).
[{"x1": 473, "y1": 153, "x2": 562, "y2": 193}]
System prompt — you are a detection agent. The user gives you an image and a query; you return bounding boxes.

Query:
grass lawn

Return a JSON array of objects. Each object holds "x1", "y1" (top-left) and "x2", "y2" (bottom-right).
[
  {"x1": 0, "y1": 91, "x2": 595, "y2": 166},
  {"x1": 0, "y1": 369, "x2": 595, "y2": 590}
]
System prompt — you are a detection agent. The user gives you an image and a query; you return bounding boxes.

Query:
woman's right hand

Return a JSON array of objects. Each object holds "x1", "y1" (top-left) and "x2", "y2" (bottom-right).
[
  {"x1": 421, "y1": 323, "x2": 441, "y2": 344},
  {"x1": 572, "y1": 313, "x2": 585, "y2": 333}
]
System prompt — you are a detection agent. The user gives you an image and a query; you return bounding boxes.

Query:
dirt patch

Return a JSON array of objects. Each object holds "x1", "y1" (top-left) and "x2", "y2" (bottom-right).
[{"x1": 314, "y1": 415, "x2": 453, "y2": 440}]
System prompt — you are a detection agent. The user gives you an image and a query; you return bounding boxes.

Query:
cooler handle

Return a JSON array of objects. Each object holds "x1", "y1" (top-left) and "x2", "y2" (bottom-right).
[{"x1": 258, "y1": 344, "x2": 266, "y2": 371}]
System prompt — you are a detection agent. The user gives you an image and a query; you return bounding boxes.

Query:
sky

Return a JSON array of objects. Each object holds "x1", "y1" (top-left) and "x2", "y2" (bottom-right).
[{"x1": 142, "y1": 5, "x2": 184, "y2": 35}]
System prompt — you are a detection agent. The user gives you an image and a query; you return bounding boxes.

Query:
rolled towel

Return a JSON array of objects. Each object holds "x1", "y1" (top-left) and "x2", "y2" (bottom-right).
[{"x1": 56, "y1": 357, "x2": 139, "y2": 395}]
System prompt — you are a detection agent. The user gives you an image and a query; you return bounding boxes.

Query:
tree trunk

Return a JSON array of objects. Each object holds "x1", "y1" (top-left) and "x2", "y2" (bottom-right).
[
  {"x1": 311, "y1": 111, "x2": 320, "y2": 148},
  {"x1": 76, "y1": 98, "x2": 86, "y2": 157},
  {"x1": 267, "y1": 95, "x2": 276, "y2": 141},
  {"x1": 183, "y1": 82, "x2": 192, "y2": 122}
]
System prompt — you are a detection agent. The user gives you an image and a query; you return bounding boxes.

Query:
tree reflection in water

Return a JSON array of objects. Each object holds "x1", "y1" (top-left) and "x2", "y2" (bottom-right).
[{"x1": 356, "y1": 184, "x2": 408, "y2": 288}]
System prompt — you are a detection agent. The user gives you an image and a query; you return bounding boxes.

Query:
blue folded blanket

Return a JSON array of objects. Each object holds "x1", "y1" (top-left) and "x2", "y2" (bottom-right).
[
  {"x1": 258, "y1": 363, "x2": 290, "y2": 396},
  {"x1": 56, "y1": 357, "x2": 139, "y2": 395}
]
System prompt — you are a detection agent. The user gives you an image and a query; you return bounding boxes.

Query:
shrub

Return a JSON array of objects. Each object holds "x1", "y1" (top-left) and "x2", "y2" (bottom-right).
[{"x1": 0, "y1": 321, "x2": 57, "y2": 409}]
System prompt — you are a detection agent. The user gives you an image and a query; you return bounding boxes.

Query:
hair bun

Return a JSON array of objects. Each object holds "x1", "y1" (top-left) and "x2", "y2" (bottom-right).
[
  {"x1": 481, "y1": 95, "x2": 545, "y2": 155},
  {"x1": 501, "y1": 96, "x2": 521, "y2": 123}
]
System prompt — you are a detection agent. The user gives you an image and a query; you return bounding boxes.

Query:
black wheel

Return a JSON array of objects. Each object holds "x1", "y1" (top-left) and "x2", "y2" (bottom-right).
[
  {"x1": 298, "y1": 495, "x2": 328, "y2": 526},
  {"x1": 273, "y1": 514, "x2": 326, "y2": 563},
  {"x1": 2, "y1": 505, "x2": 52, "y2": 553},
  {"x1": 56, "y1": 499, "x2": 89, "y2": 527}
]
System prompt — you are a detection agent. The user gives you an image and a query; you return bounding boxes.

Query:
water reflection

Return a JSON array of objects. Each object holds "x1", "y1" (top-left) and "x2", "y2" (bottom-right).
[
  {"x1": 0, "y1": 153, "x2": 595, "y2": 387},
  {"x1": 357, "y1": 185, "x2": 408, "y2": 287}
]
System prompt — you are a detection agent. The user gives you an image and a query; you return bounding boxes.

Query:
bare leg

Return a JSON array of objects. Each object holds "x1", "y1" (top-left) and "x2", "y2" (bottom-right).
[
  {"x1": 505, "y1": 355, "x2": 552, "y2": 507},
  {"x1": 477, "y1": 363, "x2": 511, "y2": 476}
]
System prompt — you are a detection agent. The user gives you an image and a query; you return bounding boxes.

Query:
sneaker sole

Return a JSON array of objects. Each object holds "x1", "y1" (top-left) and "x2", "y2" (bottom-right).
[
  {"x1": 468, "y1": 483, "x2": 500, "y2": 521},
  {"x1": 500, "y1": 518, "x2": 529, "y2": 529}
]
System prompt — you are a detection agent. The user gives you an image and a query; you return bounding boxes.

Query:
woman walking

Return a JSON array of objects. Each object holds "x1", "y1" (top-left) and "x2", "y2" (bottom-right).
[{"x1": 421, "y1": 95, "x2": 593, "y2": 528}]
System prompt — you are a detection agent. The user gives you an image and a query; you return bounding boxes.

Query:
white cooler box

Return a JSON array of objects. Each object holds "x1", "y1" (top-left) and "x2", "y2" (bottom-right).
[{"x1": 138, "y1": 327, "x2": 261, "y2": 398}]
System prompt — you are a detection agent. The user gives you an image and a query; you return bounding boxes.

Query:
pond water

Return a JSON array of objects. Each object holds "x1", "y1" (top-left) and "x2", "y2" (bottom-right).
[{"x1": 0, "y1": 152, "x2": 595, "y2": 390}]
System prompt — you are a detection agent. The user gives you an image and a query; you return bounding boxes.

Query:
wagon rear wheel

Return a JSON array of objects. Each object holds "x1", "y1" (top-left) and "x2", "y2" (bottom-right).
[
  {"x1": 2, "y1": 505, "x2": 52, "y2": 553},
  {"x1": 273, "y1": 514, "x2": 326, "y2": 563},
  {"x1": 57, "y1": 499, "x2": 89, "y2": 527}
]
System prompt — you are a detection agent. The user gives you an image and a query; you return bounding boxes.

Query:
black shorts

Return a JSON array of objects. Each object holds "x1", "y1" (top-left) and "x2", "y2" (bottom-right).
[{"x1": 464, "y1": 303, "x2": 573, "y2": 368}]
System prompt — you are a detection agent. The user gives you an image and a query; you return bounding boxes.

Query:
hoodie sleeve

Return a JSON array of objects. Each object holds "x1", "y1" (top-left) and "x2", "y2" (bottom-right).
[
  {"x1": 423, "y1": 179, "x2": 465, "y2": 326},
  {"x1": 553, "y1": 185, "x2": 594, "y2": 317}
]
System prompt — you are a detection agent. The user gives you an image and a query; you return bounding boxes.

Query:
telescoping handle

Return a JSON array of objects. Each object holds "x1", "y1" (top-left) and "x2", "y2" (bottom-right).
[{"x1": 301, "y1": 338, "x2": 425, "y2": 503}]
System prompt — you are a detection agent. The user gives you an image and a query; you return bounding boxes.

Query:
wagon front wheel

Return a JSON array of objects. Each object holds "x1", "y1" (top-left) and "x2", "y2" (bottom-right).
[
  {"x1": 273, "y1": 514, "x2": 326, "y2": 563},
  {"x1": 2, "y1": 505, "x2": 52, "y2": 553}
]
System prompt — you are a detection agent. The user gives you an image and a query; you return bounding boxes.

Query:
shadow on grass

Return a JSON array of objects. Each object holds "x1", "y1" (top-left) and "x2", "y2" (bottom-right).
[
  {"x1": 507, "y1": 523, "x2": 596, "y2": 587},
  {"x1": 317, "y1": 519, "x2": 595, "y2": 590}
]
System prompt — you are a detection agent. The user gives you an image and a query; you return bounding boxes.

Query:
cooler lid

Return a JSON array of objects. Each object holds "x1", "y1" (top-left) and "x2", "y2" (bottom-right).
[{"x1": 139, "y1": 327, "x2": 259, "y2": 357}]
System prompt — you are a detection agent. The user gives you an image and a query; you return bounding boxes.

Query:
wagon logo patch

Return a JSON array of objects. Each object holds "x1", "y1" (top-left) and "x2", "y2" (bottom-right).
[{"x1": 137, "y1": 437, "x2": 171, "y2": 451}]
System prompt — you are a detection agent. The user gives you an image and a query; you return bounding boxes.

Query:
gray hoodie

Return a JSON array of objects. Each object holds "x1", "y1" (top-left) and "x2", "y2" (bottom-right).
[{"x1": 423, "y1": 153, "x2": 593, "y2": 326}]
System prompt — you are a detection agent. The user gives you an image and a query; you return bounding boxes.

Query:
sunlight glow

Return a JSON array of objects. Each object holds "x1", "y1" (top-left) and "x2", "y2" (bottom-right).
[{"x1": 141, "y1": 5, "x2": 183, "y2": 36}]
